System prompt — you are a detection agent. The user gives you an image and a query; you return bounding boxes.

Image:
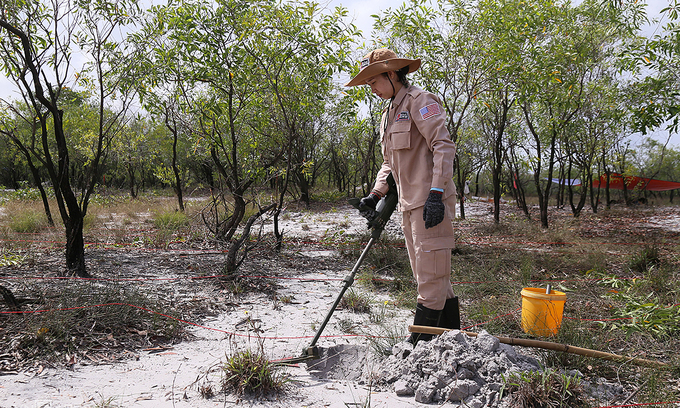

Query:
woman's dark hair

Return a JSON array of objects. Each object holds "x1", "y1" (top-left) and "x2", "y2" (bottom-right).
[
  {"x1": 381, "y1": 66, "x2": 412, "y2": 88},
  {"x1": 396, "y1": 66, "x2": 411, "y2": 88}
]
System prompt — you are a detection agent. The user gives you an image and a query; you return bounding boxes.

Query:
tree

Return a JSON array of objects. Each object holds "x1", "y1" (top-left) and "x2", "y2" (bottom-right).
[
  {"x1": 625, "y1": 0, "x2": 680, "y2": 135},
  {"x1": 109, "y1": 115, "x2": 165, "y2": 198},
  {"x1": 0, "y1": 0, "x2": 140, "y2": 276},
  {"x1": 517, "y1": 0, "x2": 636, "y2": 227},
  {"x1": 130, "y1": 0, "x2": 358, "y2": 270},
  {"x1": 0, "y1": 101, "x2": 55, "y2": 225}
]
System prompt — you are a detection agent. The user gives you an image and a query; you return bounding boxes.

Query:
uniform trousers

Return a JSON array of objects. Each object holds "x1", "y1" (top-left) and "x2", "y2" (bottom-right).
[{"x1": 401, "y1": 194, "x2": 457, "y2": 310}]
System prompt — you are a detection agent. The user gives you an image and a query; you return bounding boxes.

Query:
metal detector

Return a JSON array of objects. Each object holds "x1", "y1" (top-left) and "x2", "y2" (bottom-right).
[{"x1": 275, "y1": 173, "x2": 398, "y2": 365}]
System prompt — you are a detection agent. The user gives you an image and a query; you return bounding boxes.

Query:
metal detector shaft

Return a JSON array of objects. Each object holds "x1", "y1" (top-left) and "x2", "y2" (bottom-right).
[
  {"x1": 308, "y1": 235, "x2": 378, "y2": 348},
  {"x1": 276, "y1": 174, "x2": 398, "y2": 365}
]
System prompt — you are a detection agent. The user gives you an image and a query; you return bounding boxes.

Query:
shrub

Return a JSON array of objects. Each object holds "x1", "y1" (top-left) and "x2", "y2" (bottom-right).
[
  {"x1": 9, "y1": 209, "x2": 49, "y2": 233},
  {"x1": 221, "y1": 349, "x2": 289, "y2": 397},
  {"x1": 501, "y1": 369, "x2": 586, "y2": 408}
]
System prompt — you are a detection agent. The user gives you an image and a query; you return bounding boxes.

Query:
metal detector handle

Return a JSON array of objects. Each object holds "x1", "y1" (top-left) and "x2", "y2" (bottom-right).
[
  {"x1": 349, "y1": 173, "x2": 398, "y2": 238},
  {"x1": 371, "y1": 173, "x2": 398, "y2": 236}
]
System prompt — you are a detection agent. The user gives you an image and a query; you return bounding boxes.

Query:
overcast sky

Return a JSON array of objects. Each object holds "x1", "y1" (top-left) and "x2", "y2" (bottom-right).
[
  {"x1": 330, "y1": 0, "x2": 673, "y2": 38},
  {"x1": 329, "y1": 0, "x2": 678, "y2": 148},
  {"x1": 1, "y1": 0, "x2": 677, "y2": 146}
]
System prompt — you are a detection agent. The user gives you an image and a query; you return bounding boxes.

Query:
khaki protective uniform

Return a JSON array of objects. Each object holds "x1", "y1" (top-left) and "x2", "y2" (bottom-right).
[{"x1": 371, "y1": 85, "x2": 457, "y2": 310}]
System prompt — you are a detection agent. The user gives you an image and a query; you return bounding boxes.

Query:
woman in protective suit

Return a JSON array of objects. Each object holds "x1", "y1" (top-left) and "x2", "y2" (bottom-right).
[{"x1": 346, "y1": 48, "x2": 461, "y2": 344}]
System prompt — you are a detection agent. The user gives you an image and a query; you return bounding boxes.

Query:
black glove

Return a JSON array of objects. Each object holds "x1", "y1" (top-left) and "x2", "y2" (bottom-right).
[
  {"x1": 358, "y1": 192, "x2": 381, "y2": 221},
  {"x1": 423, "y1": 190, "x2": 445, "y2": 229}
]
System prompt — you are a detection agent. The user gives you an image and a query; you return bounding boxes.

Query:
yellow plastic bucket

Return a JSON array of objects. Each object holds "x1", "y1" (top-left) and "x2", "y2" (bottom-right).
[{"x1": 521, "y1": 287, "x2": 567, "y2": 337}]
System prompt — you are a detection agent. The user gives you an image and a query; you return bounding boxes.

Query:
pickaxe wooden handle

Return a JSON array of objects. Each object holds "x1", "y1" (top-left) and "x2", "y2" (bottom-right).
[{"x1": 408, "y1": 325, "x2": 668, "y2": 369}]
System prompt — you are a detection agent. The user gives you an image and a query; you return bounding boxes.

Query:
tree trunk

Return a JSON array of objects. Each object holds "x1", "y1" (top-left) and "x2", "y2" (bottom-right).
[
  {"x1": 171, "y1": 126, "x2": 184, "y2": 212},
  {"x1": 298, "y1": 170, "x2": 310, "y2": 209},
  {"x1": 274, "y1": 157, "x2": 293, "y2": 252},
  {"x1": 457, "y1": 158, "x2": 466, "y2": 220},
  {"x1": 127, "y1": 162, "x2": 137, "y2": 198},
  {"x1": 225, "y1": 202, "x2": 276, "y2": 273},
  {"x1": 65, "y1": 216, "x2": 89, "y2": 277},
  {"x1": 26, "y1": 152, "x2": 54, "y2": 226}
]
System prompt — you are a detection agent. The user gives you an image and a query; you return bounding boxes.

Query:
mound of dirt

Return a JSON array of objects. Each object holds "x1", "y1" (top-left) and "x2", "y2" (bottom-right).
[{"x1": 377, "y1": 330, "x2": 541, "y2": 407}]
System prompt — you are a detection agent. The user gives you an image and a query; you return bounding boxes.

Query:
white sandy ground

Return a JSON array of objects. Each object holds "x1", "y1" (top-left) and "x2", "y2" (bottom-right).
[
  {"x1": 2, "y1": 201, "x2": 494, "y2": 408},
  {"x1": 0, "y1": 250, "x2": 450, "y2": 408},
  {"x1": 5, "y1": 199, "x2": 663, "y2": 408}
]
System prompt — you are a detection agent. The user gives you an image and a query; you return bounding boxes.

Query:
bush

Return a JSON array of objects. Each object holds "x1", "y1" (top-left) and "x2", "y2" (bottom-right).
[
  {"x1": 221, "y1": 349, "x2": 289, "y2": 397},
  {"x1": 9, "y1": 209, "x2": 49, "y2": 233},
  {"x1": 501, "y1": 369, "x2": 586, "y2": 408}
]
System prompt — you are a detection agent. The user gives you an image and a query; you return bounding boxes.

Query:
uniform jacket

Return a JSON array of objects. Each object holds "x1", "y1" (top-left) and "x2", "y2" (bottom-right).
[{"x1": 373, "y1": 85, "x2": 457, "y2": 211}]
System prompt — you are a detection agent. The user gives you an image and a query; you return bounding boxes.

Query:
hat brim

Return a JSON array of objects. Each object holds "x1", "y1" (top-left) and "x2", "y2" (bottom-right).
[{"x1": 345, "y1": 58, "x2": 421, "y2": 87}]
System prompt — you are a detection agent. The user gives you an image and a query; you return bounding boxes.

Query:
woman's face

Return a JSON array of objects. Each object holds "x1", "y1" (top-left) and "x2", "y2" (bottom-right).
[{"x1": 365, "y1": 72, "x2": 400, "y2": 99}]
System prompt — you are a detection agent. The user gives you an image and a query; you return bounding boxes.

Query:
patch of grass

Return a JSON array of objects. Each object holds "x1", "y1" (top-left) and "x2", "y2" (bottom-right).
[
  {"x1": 391, "y1": 282, "x2": 418, "y2": 310},
  {"x1": 9, "y1": 280, "x2": 184, "y2": 364},
  {"x1": 500, "y1": 368, "x2": 587, "y2": 408},
  {"x1": 310, "y1": 189, "x2": 346, "y2": 203},
  {"x1": 152, "y1": 210, "x2": 190, "y2": 247},
  {"x1": 452, "y1": 250, "x2": 519, "y2": 302},
  {"x1": 221, "y1": 349, "x2": 290, "y2": 397},
  {"x1": 340, "y1": 289, "x2": 371, "y2": 313},
  {"x1": 629, "y1": 244, "x2": 662, "y2": 273},
  {"x1": 351, "y1": 235, "x2": 415, "y2": 307},
  {"x1": 537, "y1": 317, "x2": 604, "y2": 374},
  {"x1": 8, "y1": 208, "x2": 49, "y2": 233},
  {"x1": 278, "y1": 294, "x2": 293, "y2": 304},
  {"x1": 337, "y1": 317, "x2": 359, "y2": 334},
  {"x1": 465, "y1": 292, "x2": 521, "y2": 334},
  {"x1": 364, "y1": 237, "x2": 411, "y2": 277},
  {"x1": 91, "y1": 393, "x2": 122, "y2": 408},
  {"x1": 153, "y1": 210, "x2": 190, "y2": 230},
  {"x1": 364, "y1": 321, "x2": 407, "y2": 356}
]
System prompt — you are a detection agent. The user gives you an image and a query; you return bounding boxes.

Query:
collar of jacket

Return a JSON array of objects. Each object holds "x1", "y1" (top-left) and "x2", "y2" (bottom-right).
[{"x1": 391, "y1": 85, "x2": 410, "y2": 110}]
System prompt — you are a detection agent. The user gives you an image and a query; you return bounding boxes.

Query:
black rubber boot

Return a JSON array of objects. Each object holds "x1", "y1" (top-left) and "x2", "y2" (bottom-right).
[
  {"x1": 440, "y1": 296, "x2": 461, "y2": 330},
  {"x1": 407, "y1": 303, "x2": 442, "y2": 345}
]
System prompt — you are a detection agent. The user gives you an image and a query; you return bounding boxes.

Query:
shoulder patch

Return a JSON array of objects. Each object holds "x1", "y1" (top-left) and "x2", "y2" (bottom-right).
[
  {"x1": 419, "y1": 103, "x2": 441, "y2": 120},
  {"x1": 396, "y1": 111, "x2": 410, "y2": 122}
]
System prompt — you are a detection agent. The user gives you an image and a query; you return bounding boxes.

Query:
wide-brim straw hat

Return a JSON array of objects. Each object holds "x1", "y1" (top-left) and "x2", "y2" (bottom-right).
[{"x1": 345, "y1": 48, "x2": 421, "y2": 87}]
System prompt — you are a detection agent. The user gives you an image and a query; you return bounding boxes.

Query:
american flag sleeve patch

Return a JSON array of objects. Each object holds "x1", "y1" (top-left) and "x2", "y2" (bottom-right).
[{"x1": 419, "y1": 102, "x2": 441, "y2": 120}]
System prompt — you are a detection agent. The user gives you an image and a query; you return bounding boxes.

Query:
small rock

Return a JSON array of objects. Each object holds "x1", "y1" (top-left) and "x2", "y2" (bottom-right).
[
  {"x1": 476, "y1": 332, "x2": 500, "y2": 353},
  {"x1": 394, "y1": 379, "x2": 414, "y2": 396},
  {"x1": 446, "y1": 379, "x2": 481, "y2": 401},
  {"x1": 392, "y1": 341, "x2": 413, "y2": 359},
  {"x1": 465, "y1": 396, "x2": 485, "y2": 408},
  {"x1": 415, "y1": 376, "x2": 440, "y2": 403},
  {"x1": 498, "y1": 343, "x2": 518, "y2": 362}
]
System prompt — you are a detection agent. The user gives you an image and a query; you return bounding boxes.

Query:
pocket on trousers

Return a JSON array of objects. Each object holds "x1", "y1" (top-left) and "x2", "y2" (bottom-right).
[{"x1": 421, "y1": 236, "x2": 456, "y2": 252}]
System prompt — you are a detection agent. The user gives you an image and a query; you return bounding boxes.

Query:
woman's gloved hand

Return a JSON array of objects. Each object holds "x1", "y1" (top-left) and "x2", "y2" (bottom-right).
[
  {"x1": 358, "y1": 191, "x2": 382, "y2": 221},
  {"x1": 423, "y1": 190, "x2": 445, "y2": 229}
]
